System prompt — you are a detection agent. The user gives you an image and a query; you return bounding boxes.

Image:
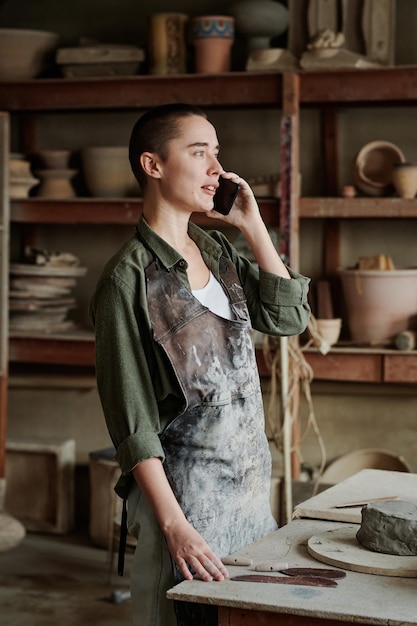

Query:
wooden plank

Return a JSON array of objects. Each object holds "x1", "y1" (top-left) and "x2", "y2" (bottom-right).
[
  {"x1": 322, "y1": 108, "x2": 339, "y2": 195},
  {"x1": 0, "y1": 73, "x2": 283, "y2": 112},
  {"x1": 9, "y1": 335, "x2": 95, "y2": 366},
  {"x1": 224, "y1": 607, "x2": 360, "y2": 626},
  {"x1": 300, "y1": 66, "x2": 417, "y2": 105},
  {"x1": 11, "y1": 198, "x2": 142, "y2": 225},
  {"x1": 0, "y1": 112, "x2": 9, "y2": 479},
  {"x1": 304, "y1": 351, "x2": 383, "y2": 382},
  {"x1": 294, "y1": 469, "x2": 417, "y2": 523},
  {"x1": 10, "y1": 198, "x2": 279, "y2": 227},
  {"x1": 316, "y1": 281, "x2": 334, "y2": 318},
  {"x1": 169, "y1": 516, "x2": 417, "y2": 626},
  {"x1": 384, "y1": 353, "x2": 417, "y2": 383},
  {"x1": 280, "y1": 72, "x2": 300, "y2": 269},
  {"x1": 300, "y1": 197, "x2": 417, "y2": 218}
]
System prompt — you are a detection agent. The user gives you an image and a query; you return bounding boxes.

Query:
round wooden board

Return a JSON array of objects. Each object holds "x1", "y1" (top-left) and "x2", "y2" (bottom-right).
[{"x1": 308, "y1": 525, "x2": 417, "y2": 577}]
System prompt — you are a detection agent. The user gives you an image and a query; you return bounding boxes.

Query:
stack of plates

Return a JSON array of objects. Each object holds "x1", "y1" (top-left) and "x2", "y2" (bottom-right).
[{"x1": 9, "y1": 263, "x2": 87, "y2": 332}]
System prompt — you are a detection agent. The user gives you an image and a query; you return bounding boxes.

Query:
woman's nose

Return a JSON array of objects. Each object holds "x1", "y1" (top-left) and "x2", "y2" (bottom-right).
[{"x1": 209, "y1": 158, "x2": 223, "y2": 176}]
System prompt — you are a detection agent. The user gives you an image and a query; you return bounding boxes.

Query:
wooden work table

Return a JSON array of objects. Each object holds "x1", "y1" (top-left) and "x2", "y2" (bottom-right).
[{"x1": 167, "y1": 471, "x2": 417, "y2": 626}]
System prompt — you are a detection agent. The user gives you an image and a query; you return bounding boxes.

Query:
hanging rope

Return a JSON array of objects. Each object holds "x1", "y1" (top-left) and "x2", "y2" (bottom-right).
[{"x1": 262, "y1": 323, "x2": 328, "y2": 495}]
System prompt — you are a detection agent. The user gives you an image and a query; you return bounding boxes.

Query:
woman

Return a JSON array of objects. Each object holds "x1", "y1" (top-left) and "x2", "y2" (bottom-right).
[{"x1": 90, "y1": 103, "x2": 310, "y2": 626}]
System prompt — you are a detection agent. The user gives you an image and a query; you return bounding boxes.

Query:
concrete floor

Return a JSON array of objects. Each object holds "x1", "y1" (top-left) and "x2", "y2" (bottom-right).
[{"x1": 0, "y1": 530, "x2": 133, "y2": 626}]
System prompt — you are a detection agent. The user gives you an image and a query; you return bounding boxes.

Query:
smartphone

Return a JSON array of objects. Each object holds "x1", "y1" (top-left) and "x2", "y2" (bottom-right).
[{"x1": 213, "y1": 177, "x2": 240, "y2": 215}]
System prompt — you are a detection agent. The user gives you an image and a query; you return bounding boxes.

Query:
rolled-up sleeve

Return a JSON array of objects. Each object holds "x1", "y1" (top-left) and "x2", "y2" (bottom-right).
[{"x1": 257, "y1": 267, "x2": 311, "y2": 336}]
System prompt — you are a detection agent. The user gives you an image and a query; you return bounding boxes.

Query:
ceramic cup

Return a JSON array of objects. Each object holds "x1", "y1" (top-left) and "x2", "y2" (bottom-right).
[{"x1": 391, "y1": 162, "x2": 417, "y2": 199}]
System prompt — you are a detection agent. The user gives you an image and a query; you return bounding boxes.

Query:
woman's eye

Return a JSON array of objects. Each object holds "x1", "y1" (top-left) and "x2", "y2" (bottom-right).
[{"x1": 195, "y1": 150, "x2": 204, "y2": 157}]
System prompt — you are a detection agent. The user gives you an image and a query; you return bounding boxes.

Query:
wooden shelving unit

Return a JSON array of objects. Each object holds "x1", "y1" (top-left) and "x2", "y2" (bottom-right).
[{"x1": 1, "y1": 68, "x2": 416, "y2": 382}]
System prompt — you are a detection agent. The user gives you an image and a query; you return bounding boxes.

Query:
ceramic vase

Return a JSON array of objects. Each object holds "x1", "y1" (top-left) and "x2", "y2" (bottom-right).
[
  {"x1": 148, "y1": 13, "x2": 188, "y2": 75},
  {"x1": 191, "y1": 16, "x2": 234, "y2": 74},
  {"x1": 9, "y1": 153, "x2": 39, "y2": 199},
  {"x1": 34, "y1": 169, "x2": 77, "y2": 199},
  {"x1": 231, "y1": 0, "x2": 289, "y2": 50},
  {"x1": 391, "y1": 162, "x2": 417, "y2": 199}
]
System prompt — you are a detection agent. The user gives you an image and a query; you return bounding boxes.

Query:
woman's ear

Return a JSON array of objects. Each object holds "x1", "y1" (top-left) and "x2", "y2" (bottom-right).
[{"x1": 140, "y1": 152, "x2": 162, "y2": 179}]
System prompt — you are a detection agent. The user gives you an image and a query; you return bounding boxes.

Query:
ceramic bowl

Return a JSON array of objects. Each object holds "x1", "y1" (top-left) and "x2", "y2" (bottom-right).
[
  {"x1": 0, "y1": 28, "x2": 59, "y2": 80},
  {"x1": 353, "y1": 140, "x2": 405, "y2": 196},
  {"x1": 311, "y1": 318, "x2": 342, "y2": 347},
  {"x1": 81, "y1": 146, "x2": 138, "y2": 198},
  {"x1": 320, "y1": 448, "x2": 412, "y2": 484},
  {"x1": 38, "y1": 150, "x2": 71, "y2": 169}
]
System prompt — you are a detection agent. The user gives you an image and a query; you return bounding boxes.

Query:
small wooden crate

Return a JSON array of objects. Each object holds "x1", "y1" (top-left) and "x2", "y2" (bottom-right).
[
  {"x1": 89, "y1": 448, "x2": 122, "y2": 549},
  {"x1": 5, "y1": 438, "x2": 75, "y2": 533}
]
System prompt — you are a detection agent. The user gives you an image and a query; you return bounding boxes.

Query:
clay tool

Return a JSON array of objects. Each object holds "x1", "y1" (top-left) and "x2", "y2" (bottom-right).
[
  {"x1": 253, "y1": 561, "x2": 289, "y2": 572},
  {"x1": 334, "y1": 496, "x2": 398, "y2": 509},
  {"x1": 231, "y1": 574, "x2": 338, "y2": 588},
  {"x1": 280, "y1": 567, "x2": 346, "y2": 579},
  {"x1": 222, "y1": 556, "x2": 253, "y2": 566}
]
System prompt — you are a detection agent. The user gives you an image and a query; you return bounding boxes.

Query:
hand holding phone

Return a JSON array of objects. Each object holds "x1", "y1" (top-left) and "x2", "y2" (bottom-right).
[{"x1": 213, "y1": 177, "x2": 240, "y2": 215}]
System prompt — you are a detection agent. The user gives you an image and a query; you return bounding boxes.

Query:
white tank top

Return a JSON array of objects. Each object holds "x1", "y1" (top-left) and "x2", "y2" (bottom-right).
[{"x1": 192, "y1": 272, "x2": 234, "y2": 320}]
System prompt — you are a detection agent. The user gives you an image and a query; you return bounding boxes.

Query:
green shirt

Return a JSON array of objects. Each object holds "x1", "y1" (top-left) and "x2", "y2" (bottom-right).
[{"x1": 90, "y1": 216, "x2": 310, "y2": 497}]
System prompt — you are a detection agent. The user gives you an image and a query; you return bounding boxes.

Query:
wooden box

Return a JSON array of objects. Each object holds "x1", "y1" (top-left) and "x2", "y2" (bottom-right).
[
  {"x1": 5, "y1": 438, "x2": 75, "y2": 533},
  {"x1": 89, "y1": 448, "x2": 122, "y2": 548}
]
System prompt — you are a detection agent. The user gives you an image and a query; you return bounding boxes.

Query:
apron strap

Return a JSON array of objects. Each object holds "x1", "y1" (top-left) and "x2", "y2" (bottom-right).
[{"x1": 117, "y1": 498, "x2": 128, "y2": 576}]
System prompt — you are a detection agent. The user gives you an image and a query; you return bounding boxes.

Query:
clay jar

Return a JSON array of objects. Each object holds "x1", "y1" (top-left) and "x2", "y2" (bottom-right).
[
  {"x1": 391, "y1": 162, "x2": 417, "y2": 199},
  {"x1": 148, "y1": 13, "x2": 188, "y2": 75},
  {"x1": 191, "y1": 16, "x2": 234, "y2": 74}
]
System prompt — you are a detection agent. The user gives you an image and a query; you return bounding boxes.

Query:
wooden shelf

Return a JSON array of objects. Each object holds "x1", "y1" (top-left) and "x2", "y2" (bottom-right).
[
  {"x1": 9, "y1": 331, "x2": 95, "y2": 367},
  {"x1": 4, "y1": 68, "x2": 417, "y2": 386},
  {"x1": 3, "y1": 67, "x2": 417, "y2": 113},
  {"x1": 302, "y1": 346, "x2": 417, "y2": 384},
  {"x1": 0, "y1": 72, "x2": 283, "y2": 112},
  {"x1": 9, "y1": 332, "x2": 416, "y2": 384},
  {"x1": 10, "y1": 197, "x2": 279, "y2": 226},
  {"x1": 300, "y1": 197, "x2": 417, "y2": 218},
  {"x1": 300, "y1": 66, "x2": 417, "y2": 106}
]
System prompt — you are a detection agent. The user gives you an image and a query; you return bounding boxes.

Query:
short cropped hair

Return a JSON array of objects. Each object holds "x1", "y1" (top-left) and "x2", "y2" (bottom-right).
[{"x1": 129, "y1": 103, "x2": 207, "y2": 192}]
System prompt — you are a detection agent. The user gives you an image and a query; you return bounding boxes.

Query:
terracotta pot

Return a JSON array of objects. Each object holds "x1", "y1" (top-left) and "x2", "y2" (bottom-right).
[
  {"x1": 81, "y1": 146, "x2": 138, "y2": 198},
  {"x1": 191, "y1": 16, "x2": 234, "y2": 74},
  {"x1": 339, "y1": 268, "x2": 417, "y2": 345},
  {"x1": 391, "y1": 162, "x2": 417, "y2": 199},
  {"x1": 148, "y1": 13, "x2": 188, "y2": 75}
]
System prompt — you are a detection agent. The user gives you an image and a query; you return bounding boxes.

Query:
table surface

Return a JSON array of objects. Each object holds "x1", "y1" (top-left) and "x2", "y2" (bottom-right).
[{"x1": 167, "y1": 471, "x2": 417, "y2": 626}]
